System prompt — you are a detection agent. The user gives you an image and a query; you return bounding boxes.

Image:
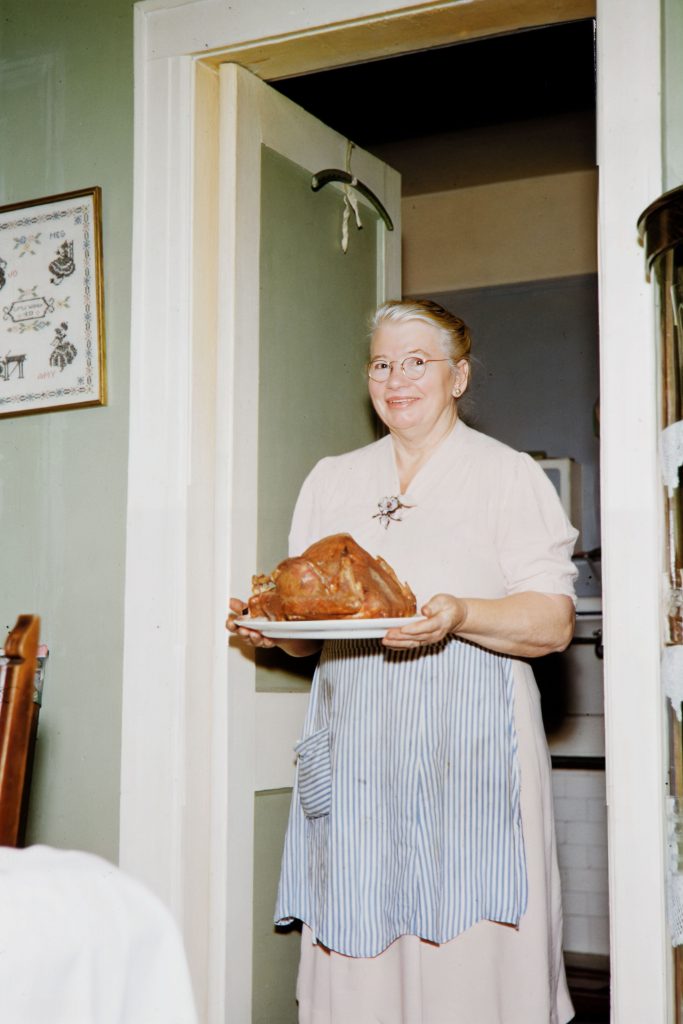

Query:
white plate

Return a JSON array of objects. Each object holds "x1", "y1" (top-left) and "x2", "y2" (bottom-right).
[{"x1": 235, "y1": 615, "x2": 425, "y2": 640}]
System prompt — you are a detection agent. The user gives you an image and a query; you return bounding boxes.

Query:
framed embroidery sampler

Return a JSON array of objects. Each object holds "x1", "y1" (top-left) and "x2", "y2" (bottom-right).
[{"x1": 0, "y1": 187, "x2": 106, "y2": 417}]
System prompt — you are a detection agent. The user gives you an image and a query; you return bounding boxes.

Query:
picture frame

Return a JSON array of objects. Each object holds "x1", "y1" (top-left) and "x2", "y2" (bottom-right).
[{"x1": 0, "y1": 187, "x2": 106, "y2": 417}]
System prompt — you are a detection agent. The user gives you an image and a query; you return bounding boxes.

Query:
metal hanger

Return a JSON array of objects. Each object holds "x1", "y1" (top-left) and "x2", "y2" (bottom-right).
[{"x1": 310, "y1": 169, "x2": 394, "y2": 231}]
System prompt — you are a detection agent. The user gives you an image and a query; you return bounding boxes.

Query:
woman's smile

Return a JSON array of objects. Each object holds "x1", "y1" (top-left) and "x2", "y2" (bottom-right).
[
  {"x1": 385, "y1": 394, "x2": 419, "y2": 408},
  {"x1": 368, "y1": 320, "x2": 461, "y2": 442}
]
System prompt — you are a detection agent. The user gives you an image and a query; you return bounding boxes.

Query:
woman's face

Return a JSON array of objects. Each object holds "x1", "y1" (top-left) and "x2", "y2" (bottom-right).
[{"x1": 368, "y1": 319, "x2": 467, "y2": 437}]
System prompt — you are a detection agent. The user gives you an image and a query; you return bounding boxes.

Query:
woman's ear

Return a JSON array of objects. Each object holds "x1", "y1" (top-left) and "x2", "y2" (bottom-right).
[{"x1": 452, "y1": 359, "x2": 469, "y2": 398}]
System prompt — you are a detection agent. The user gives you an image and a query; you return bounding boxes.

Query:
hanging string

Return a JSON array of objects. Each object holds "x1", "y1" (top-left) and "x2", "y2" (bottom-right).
[{"x1": 341, "y1": 140, "x2": 363, "y2": 254}]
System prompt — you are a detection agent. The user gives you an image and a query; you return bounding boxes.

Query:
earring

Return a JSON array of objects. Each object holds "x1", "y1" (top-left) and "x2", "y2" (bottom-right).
[{"x1": 454, "y1": 388, "x2": 461, "y2": 397}]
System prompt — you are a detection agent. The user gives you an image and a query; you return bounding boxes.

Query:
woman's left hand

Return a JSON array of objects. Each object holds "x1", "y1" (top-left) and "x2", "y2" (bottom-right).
[
  {"x1": 382, "y1": 593, "x2": 467, "y2": 649},
  {"x1": 383, "y1": 591, "x2": 574, "y2": 657}
]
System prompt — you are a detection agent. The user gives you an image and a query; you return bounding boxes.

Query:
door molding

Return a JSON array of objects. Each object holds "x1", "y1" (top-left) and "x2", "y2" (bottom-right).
[
  {"x1": 139, "y1": 0, "x2": 594, "y2": 74},
  {"x1": 595, "y1": 1, "x2": 669, "y2": 1019},
  {"x1": 123, "y1": 1, "x2": 667, "y2": 1021}
]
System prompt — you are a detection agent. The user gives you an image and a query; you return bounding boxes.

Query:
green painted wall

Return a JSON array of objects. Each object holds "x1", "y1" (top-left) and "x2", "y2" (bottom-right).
[
  {"x1": 663, "y1": 0, "x2": 683, "y2": 190},
  {"x1": 0, "y1": 0, "x2": 133, "y2": 858}
]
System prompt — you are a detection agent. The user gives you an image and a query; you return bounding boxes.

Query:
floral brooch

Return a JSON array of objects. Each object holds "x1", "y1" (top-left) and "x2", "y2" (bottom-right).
[{"x1": 372, "y1": 495, "x2": 415, "y2": 529}]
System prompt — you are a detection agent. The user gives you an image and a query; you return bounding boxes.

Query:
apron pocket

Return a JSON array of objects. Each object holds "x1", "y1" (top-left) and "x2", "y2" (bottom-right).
[{"x1": 295, "y1": 728, "x2": 332, "y2": 818}]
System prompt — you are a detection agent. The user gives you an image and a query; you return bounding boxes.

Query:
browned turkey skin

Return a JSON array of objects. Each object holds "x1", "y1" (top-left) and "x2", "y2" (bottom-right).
[{"x1": 248, "y1": 533, "x2": 417, "y2": 621}]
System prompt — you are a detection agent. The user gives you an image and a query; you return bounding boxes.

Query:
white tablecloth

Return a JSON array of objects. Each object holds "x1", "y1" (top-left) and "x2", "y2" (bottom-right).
[{"x1": 0, "y1": 845, "x2": 198, "y2": 1024}]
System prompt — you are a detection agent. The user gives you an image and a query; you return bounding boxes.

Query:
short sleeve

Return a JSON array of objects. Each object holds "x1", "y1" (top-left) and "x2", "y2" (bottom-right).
[{"x1": 497, "y1": 453, "x2": 579, "y2": 601}]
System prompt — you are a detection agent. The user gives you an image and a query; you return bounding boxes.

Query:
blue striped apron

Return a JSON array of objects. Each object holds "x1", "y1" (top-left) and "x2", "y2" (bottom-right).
[{"x1": 275, "y1": 637, "x2": 527, "y2": 958}]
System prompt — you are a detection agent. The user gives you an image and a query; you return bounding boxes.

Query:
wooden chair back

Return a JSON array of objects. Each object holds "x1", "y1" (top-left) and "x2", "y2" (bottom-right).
[{"x1": 0, "y1": 616, "x2": 41, "y2": 847}]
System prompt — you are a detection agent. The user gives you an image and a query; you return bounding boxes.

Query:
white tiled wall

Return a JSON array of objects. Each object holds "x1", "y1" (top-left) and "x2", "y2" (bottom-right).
[{"x1": 552, "y1": 768, "x2": 609, "y2": 955}]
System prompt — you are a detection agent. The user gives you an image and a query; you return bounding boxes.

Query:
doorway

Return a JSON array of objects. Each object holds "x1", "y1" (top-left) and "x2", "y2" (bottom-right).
[
  {"x1": 124, "y1": 3, "x2": 668, "y2": 1022},
  {"x1": 263, "y1": 20, "x2": 606, "y2": 1022}
]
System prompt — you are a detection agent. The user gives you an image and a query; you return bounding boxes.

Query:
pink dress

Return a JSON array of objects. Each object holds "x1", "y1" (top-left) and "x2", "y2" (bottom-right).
[{"x1": 287, "y1": 420, "x2": 578, "y2": 1024}]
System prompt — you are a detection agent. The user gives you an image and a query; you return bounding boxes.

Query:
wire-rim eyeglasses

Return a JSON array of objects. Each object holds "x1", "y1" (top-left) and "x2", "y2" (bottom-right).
[{"x1": 367, "y1": 355, "x2": 450, "y2": 383}]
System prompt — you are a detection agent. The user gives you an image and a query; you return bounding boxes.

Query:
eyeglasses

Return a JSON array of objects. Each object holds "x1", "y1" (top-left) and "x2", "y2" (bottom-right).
[{"x1": 367, "y1": 355, "x2": 449, "y2": 383}]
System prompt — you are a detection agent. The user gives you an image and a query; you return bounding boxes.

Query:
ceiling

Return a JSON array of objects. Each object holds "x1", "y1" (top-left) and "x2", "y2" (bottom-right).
[{"x1": 272, "y1": 19, "x2": 596, "y2": 148}]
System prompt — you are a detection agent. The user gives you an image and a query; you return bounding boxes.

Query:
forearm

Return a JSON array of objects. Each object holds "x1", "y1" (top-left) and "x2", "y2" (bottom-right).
[
  {"x1": 383, "y1": 591, "x2": 575, "y2": 657},
  {"x1": 453, "y1": 592, "x2": 575, "y2": 657}
]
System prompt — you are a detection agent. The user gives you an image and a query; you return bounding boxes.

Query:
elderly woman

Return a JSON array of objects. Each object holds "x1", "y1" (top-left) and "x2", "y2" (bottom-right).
[{"x1": 228, "y1": 299, "x2": 577, "y2": 1024}]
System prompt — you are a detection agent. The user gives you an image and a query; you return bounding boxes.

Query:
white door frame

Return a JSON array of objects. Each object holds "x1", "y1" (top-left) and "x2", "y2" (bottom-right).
[
  {"x1": 595, "y1": 4, "x2": 669, "y2": 1019},
  {"x1": 122, "y1": 1, "x2": 669, "y2": 1020}
]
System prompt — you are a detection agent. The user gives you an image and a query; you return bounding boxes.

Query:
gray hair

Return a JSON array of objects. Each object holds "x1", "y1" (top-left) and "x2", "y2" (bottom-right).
[{"x1": 370, "y1": 299, "x2": 472, "y2": 373}]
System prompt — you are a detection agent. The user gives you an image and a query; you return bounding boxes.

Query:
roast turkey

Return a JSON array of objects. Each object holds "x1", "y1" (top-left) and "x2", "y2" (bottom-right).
[{"x1": 248, "y1": 533, "x2": 416, "y2": 621}]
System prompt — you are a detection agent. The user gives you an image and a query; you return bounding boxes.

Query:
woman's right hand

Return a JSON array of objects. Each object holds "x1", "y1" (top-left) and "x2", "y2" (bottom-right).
[
  {"x1": 226, "y1": 597, "x2": 322, "y2": 658},
  {"x1": 226, "y1": 597, "x2": 277, "y2": 648}
]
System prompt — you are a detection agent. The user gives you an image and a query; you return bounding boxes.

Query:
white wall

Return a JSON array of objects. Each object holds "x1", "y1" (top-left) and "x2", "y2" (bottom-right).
[{"x1": 554, "y1": 770, "x2": 609, "y2": 955}]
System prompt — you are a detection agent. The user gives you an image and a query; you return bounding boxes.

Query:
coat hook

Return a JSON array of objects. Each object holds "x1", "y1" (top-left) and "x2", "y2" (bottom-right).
[{"x1": 311, "y1": 169, "x2": 394, "y2": 231}]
